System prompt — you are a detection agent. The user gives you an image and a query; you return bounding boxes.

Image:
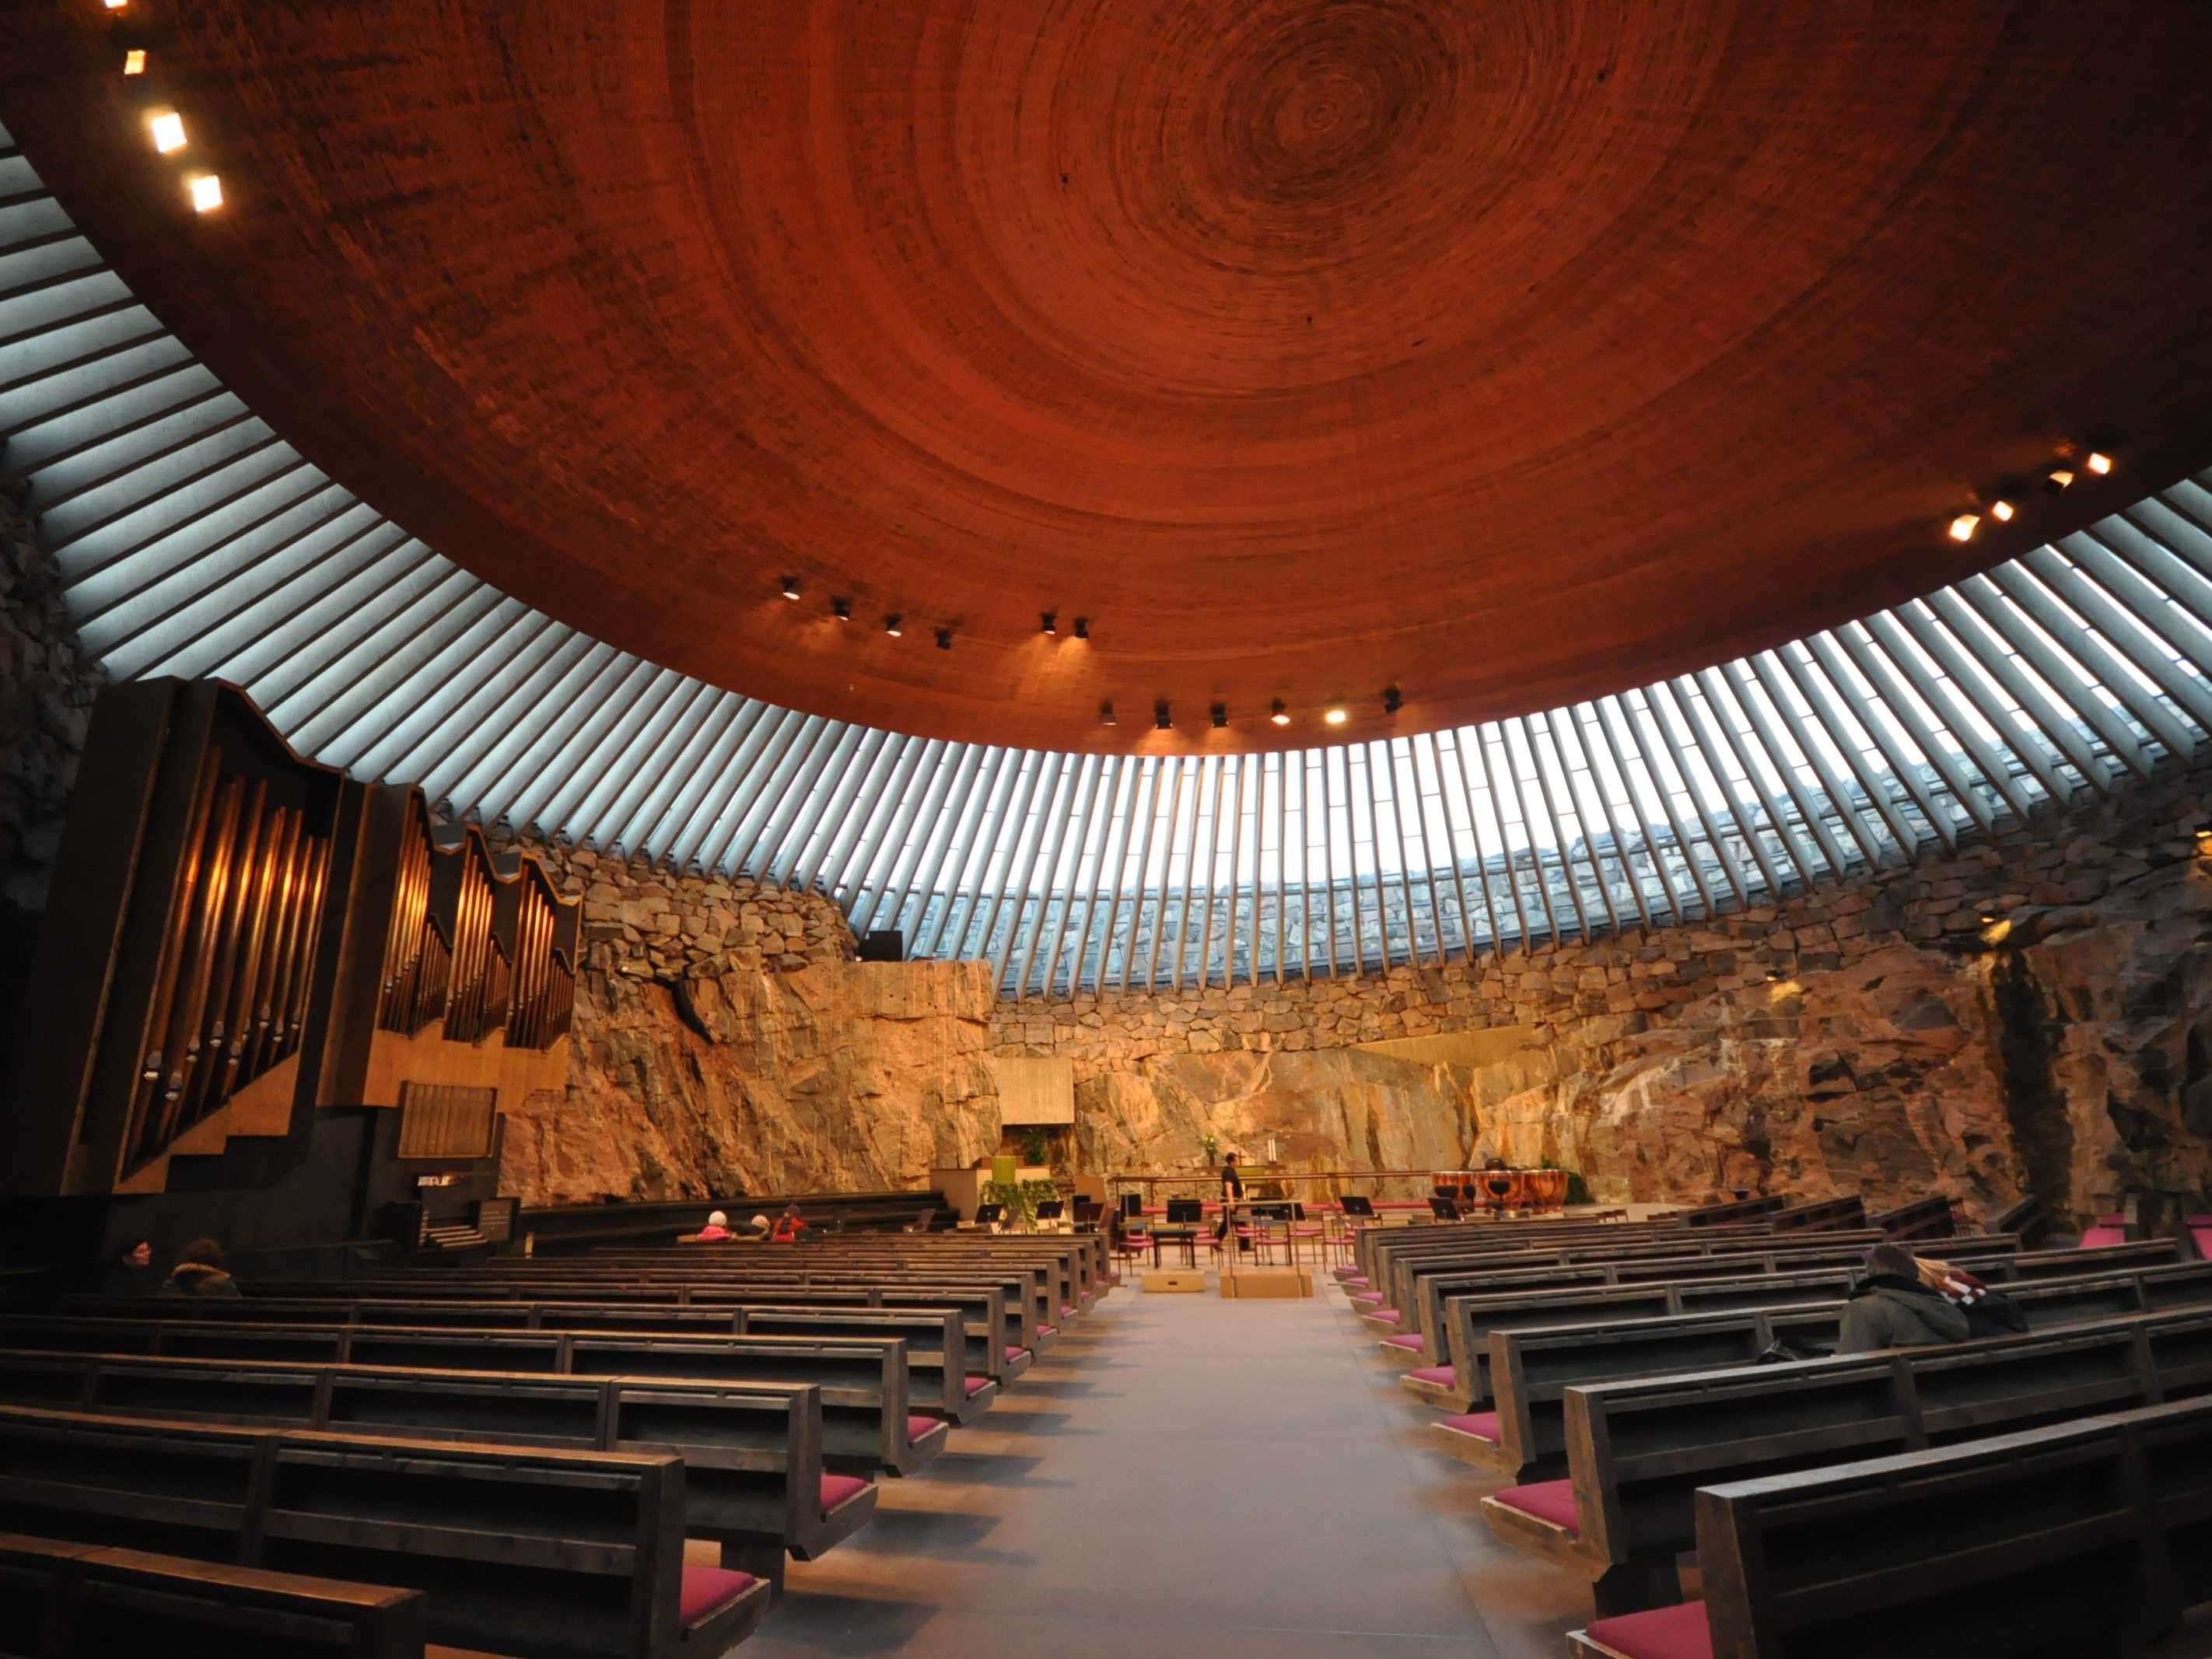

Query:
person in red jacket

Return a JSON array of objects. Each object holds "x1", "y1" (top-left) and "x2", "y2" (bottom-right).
[{"x1": 770, "y1": 1206, "x2": 808, "y2": 1243}]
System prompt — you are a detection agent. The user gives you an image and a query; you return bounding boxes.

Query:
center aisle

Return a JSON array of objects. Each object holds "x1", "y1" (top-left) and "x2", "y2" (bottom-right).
[{"x1": 709, "y1": 1275, "x2": 1584, "y2": 1659}]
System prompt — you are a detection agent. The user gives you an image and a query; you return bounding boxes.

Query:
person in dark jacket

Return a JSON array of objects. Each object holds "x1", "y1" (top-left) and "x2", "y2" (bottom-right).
[
  {"x1": 1836, "y1": 1242, "x2": 1969, "y2": 1353},
  {"x1": 161, "y1": 1237, "x2": 243, "y2": 1297}
]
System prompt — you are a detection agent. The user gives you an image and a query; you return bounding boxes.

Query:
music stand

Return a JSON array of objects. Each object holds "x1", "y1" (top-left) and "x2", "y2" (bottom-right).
[
  {"x1": 975, "y1": 1202, "x2": 1005, "y2": 1227},
  {"x1": 1034, "y1": 1199, "x2": 1066, "y2": 1227},
  {"x1": 1339, "y1": 1195, "x2": 1377, "y2": 1220},
  {"x1": 1165, "y1": 1198, "x2": 1203, "y2": 1224},
  {"x1": 1429, "y1": 1195, "x2": 1462, "y2": 1220}
]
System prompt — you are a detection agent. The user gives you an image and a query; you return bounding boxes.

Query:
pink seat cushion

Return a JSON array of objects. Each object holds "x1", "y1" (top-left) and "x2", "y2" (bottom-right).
[
  {"x1": 1342, "y1": 1276, "x2": 1370, "y2": 1287},
  {"x1": 1371, "y1": 1309, "x2": 1401, "y2": 1323},
  {"x1": 1439, "y1": 1410, "x2": 1501, "y2": 1441},
  {"x1": 678, "y1": 1565, "x2": 759, "y2": 1627},
  {"x1": 907, "y1": 1414, "x2": 948, "y2": 1443},
  {"x1": 1583, "y1": 1600, "x2": 1713, "y2": 1659},
  {"x1": 1350, "y1": 1292, "x2": 1384, "y2": 1305},
  {"x1": 821, "y1": 1474, "x2": 871, "y2": 1513},
  {"x1": 1408, "y1": 1365, "x2": 1456, "y2": 1384},
  {"x1": 1038, "y1": 1324, "x2": 1059, "y2": 1338},
  {"x1": 1061, "y1": 1304, "x2": 1075, "y2": 1318},
  {"x1": 964, "y1": 1374, "x2": 992, "y2": 1397},
  {"x1": 1383, "y1": 1333, "x2": 1424, "y2": 1352},
  {"x1": 1005, "y1": 1346, "x2": 1031, "y2": 1363},
  {"x1": 2081, "y1": 1225, "x2": 2127, "y2": 1248},
  {"x1": 1493, "y1": 1479, "x2": 1580, "y2": 1538}
]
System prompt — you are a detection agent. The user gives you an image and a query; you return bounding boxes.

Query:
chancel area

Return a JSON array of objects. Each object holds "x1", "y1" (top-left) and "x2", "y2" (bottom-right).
[{"x1": 5, "y1": 2, "x2": 2212, "y2": 1656}]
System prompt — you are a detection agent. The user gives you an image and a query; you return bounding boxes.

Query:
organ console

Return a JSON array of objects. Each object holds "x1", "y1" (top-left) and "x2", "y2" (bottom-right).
[{"x1": 7, "y1": 680, "x2": 579, "y2": 1199}]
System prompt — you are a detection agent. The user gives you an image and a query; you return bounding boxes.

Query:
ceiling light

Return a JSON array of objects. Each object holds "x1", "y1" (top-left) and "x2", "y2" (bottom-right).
[
  {"x1": 1324, "y1": 708, "x2": 1348, "y2": 726},
  {"x1": 884, "y1": 614, "x2": 902, "y2": 638},
  {"x1": 1101, "y1": 702, "x2": 1116, "y2": 727},
  {"x1": 149, "y1": 110, "x2": 186, "y2": 153},
  {"x1": 187, "y1": 173, "x2": 222, "y2": 212},
  {"x1": 1989, "y1": 500, "x2": 2015, "y2": 523},
  {"x1": 1979, "y1": 912, "x2": 1997, "y2": 925},
  {"x1": 1041, "y1": 612, "x2": 1057, "y2": 636},
  {"x1": 1270, "y1": 700, "x2": 1290, "y2": 726},
  {"x1": 1382, "y1": 686, "x2": 1403, "y2": 715},
  {"x1": 935, "y1": 627, "x2": 953, "y2": 650},
  {"x1": 832, "y1": 597, "x2": 851, "y2": 621},
  {"x1": 1154, "y1": 700, "x2": 1171, "y2": 731},
  {"x1": 1948, "y1": 513, "x2": 1979, "y2": 543},
  {"x1": 2046, "y1": 468, "x2": 2075, "y2": 494},
  {"x1": 2087, "y1": 452, "x2": 2113, "y2": 475},
  {"x1": 1211, "y1": 703, "x2": 1228, "y2": 729},
  {"x1": 103, "y1": 0, "x2": 127, "y2": 8},
  {"x1": 1073, "y1": 617, "x2": 1090, "y2": 640},
  {"x1": 779, "y1": 576, "x2": 800, "y2": 600},
  {"x1": 124, "y1": 49, "x2": 146, "y2": 74}
]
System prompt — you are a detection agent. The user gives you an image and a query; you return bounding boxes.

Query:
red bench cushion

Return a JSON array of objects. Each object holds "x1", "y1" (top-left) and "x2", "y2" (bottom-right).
[
  {"x1": 1493, "y1": 1479, "x2": 1579, "y2": 1538},
  {"x1": 2080, "y1": 1225, "x2": 2127, "y2": 1248},
  {"x1": 821, "y1": 1474, "x2": 871, "y2": 1513},
  {"x1": 1006, "y1": 1346, "x2": 1031, "y2": 1363},
  {"x1": 679, "y1": 1566, "x2": 759, "y2": 1627},
  {"x1": 1061, "y1": 1304, "x2": 1075, "y2": 1318},
  {"x1": 1583, "y1": 1600, "x2": 1713, "y2": 1659},
  {"x1": 964, "y1": 1374, "x2": 992, "y2": 1397},
  {"x1": 1350, "y1": 1292, "x2": 1384, "y2": 1305},
  {"x1": 908, "y1": 1414, "x2": 949, "y2": 1443},
  {"x1": 1439, "y1": 1411, "x2": 1500, "y2": 1442},
  {"x1": 1407, "y1": 1366, "x2": 1456, "y2": 1384},
  {"x1": 1383, "y1": 1333, "x2": 1424, "y2": 1352},
  {"x1": 1371, "y1": 1309, "x2": 1401, "y2": 1323},
  {"x1": 1038, "y1": 1324, "x2": 1059, "y2": 1338}
]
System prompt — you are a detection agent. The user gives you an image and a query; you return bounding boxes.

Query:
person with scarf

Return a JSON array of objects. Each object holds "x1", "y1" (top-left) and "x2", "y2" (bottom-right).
[{"x1": 1836, "y1": 1241, "x2": 1970, "y2": 1353}]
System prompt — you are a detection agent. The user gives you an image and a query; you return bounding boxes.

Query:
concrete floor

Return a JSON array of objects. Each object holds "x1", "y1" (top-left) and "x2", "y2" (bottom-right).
[{"x1": 705, "y1": 1273, "x2": 1584, "y2": 1659}]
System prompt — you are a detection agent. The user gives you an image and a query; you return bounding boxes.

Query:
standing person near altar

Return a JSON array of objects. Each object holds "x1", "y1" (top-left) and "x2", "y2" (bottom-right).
[{"x1": 1216, "y1": 1150, "x2": 1248, "y2": 1252}]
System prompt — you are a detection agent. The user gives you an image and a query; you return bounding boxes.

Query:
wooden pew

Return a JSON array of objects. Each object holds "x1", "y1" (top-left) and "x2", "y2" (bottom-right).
[
  {"x1": 1868, "y1": 1194, "x2": 1956, "y2": 1239},
  {"x1": 1759, "y1": 1195, "x2": 1867, "y2": 1233},
  {"x1": 1681, "y1": 1196, "x2": 1790, "y2": 1229},
  {"x1": 1481, "y1": 1307, "x2": 2212, "y2": 1617},
  {"x1": 0, "y1": 1314, "x2": 949, "y2": 1474},
  {"x1": 0, "y1": 1529, "x2": 426, "y2": 1657},
  {"x1": 1412, "y1": 1238, "x2": 2185, "y2": 1411},
  {"x1": 0, "y1": 1349, "x2": 875, "y2": 1589},
  {"x1": 0, "y1": 1405, "x2": 771, "y2": 1657},
  {"x1": 555, "y1": 1237, "x2": 1106, "y2": 1318},
  {"x1": 1451, "y1": 1261, "x2": 2212, "y2": 1482},
  {"x1": 71, "y1": 1290, "x2": 1022, "y2": 1400}
]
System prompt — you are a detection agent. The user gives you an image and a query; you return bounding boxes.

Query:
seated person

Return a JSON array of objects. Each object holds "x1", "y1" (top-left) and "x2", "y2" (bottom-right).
[
  {"x1": 692, "y1": 1209, "x2": 734, "y2": 1241},
  {"x1": 100, "y1": 1237, "x2": 155, "y2": 1297},
  {"x1": 744, "y1": 1213, "x2": 772, "y2": 1237},
  {"x1": 771, "y1": 1205, "x2": 808, "y2": 1243},
  {"x1": 1836, "y1": 1242, "x2": 1970, "y2": 1353},
  {"x1": 161, "y1": 1237, "x2": 242, "y2": 1298}
]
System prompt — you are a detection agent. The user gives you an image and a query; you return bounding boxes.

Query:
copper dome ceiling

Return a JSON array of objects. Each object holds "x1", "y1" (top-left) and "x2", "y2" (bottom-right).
[{"x1": 9, "y1": 0, "x2": 2212, "y2": 753}]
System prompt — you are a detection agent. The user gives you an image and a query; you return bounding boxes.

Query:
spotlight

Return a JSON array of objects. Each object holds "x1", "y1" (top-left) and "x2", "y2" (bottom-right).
[
  {"x1": 884, "y1": 614, "x2": 903, "y2": 638},
  {"x1": 1979, "y1": 912, "x2": 1997, "y2": 925},
  {"x1": 1766, "y1": 969, "x2": 1783, "y2": 982},
  {"x1": 1382, "y1": 686, "x2": 1402, "y2": 715},
  {"x1": 1270, "y1": 700, "x2": 1290, "y2": 726},
  {"x1": 1073, "y1": 617, "x2": 1090, "y2": 640},
  {"x1": 1041, "y1": 612, "x2": 1057, "y2": 636},
  {"x1": 779, "y1": 576, "x2": 801, "y2": 600},
  {"x1": 832, "y1": 597, "x2": 851, "y2": 621},
  {"x1": 104, "y1": 0, "x2": 128, "y2": 8},
  {"x1": 935, "y1": 627, "x2": 953, "y2": 650},
  {"x1": 1154, "y1": 700, "x2": 1171, "y2": 730},
  {"x1": 1948, "y1": 513, "x2": 1979, "y2": 543},
  {"x1": 2087, "y1": 451, "x2": 2113, "y2": 475},
  {"x1": 1101, "y1": 702, "x2": 1117, "y2": 727},
  {"x1": 187, "y1": 174, "x2": 222, "y2": 212},
  {"x1": 1211, "y1": 703, "x2": 1228, "y2": 730},
  {"x1": 124, "y1": 48, "x2": 145, "y2": 73},
  {"x1": 149, "y1": 110, "x2": 186, "y2": 153},
  {"x1": 1324, "y1": 707, "x2": 1348, "y2": 726},
  {"x1": 1990, "y1": 500, "x2": 2015, "y2": 523},
  {"x1": 2046, "y1": 468, "x2": 2076, "y2": 494}
]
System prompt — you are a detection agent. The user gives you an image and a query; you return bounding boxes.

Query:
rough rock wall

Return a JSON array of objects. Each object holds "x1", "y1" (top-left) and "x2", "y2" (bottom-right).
[
  {"x1": 484, "y1": 841, "x2": 1002, "y2": 1206},
  {"x1": 997, "y1": 768, "x2": 2212, "y2": 1225}
]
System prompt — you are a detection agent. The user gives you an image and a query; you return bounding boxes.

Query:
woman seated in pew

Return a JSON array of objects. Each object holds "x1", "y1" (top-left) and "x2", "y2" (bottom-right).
[
  {"x1": 771, "y1": 1206, "x2": 810, "y2": 1243},
  {"x1": 1836, "y1": 1242, "x2": 1969, "y2": 1353},
  {"x1": 161, "y1": 1237, "x2": 242, "y2": 1298},
  {"x1": 691, "y1": 1209, "x2": 736, "y2": 1241}
]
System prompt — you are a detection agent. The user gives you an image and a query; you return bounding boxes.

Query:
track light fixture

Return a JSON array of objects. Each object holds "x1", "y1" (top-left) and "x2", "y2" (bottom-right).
[
  {"x1": 1073, "y1": 617, "x2": 1090, "y2": 640},
  {"x1": 1101, "y1": 702, "x2": 1117, "y2": 727},
  {"x1": 2087, "y1": 451, "x2": 2113, "y2": 475},
  {"x1": 1990, "y1": 500, "x2": 2015, "y2": 523},
  {"x1": 2046, "y1": 467, "x2": 2075, "y2": 494},
  {"x1": 1271, "y1": 700, "x2": 1290, "y2": 726},
  {"x1": 1041, "y1": 612, "x2": 1057, "y2": 636},
  {"x1": 124, "y1": 48, "x2": 145, "y2": 73},
  {"x1": 1154, "y1": 700, "x2": 1172, "y2": 730},
  {"x1": 780, "y1": 576, "x2": 801, "y2": 600},
  {"x1": 832, "y1": 597, "x2": 852, "y2": 621},
  {"x1": 1382, "y1": 685, "x2": 1402, "y2": 715},
  {"x1": 935, "y1": 627, "x2": 953, "y2": 650},
  {"x1": 884, "y1": 614, "x2": 903, "y2": 637},
  {"x1": 1948, "y1": 513, "x2": 1979, "y2": 544},
  {"x1": 1211, "y1": 703, "x2": 1228, "y2": 729},
  {"x1": 1324, "y1": 707, "x2": 1348, "y2": 726}
]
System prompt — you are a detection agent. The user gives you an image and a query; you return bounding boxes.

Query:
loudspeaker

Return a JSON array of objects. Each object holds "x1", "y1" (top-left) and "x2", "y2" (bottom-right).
[{"x1": 859, "y1": 929, "x2": 905, "y2": 961}]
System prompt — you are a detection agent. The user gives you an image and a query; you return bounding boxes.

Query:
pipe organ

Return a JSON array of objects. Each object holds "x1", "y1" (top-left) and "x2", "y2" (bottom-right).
[{"x1": 9, "y1": 680, "x2": 579, "y2": 1199}]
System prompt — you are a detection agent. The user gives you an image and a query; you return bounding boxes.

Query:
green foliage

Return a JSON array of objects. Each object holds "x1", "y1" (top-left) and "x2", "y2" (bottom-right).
[
  {"x1": 1019, "y1": 1127, "x2": 1051, "y2": 1166},
  {"x1": 982, "y1": 1178, "x2": 1064, "y2": 1229},
  {"x1": 1565, "y1": 1171, "x2": 1593, "y2": 1205}
]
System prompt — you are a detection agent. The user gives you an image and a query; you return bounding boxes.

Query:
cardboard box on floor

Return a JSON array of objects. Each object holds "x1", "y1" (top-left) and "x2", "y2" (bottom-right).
[{"x1": 1219, "y1": 1269, "x2": 1313, "y2": 1299}]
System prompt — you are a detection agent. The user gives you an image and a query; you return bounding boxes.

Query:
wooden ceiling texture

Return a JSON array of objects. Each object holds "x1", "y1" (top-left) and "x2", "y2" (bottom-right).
[{"x1": 10, "y1": 1, "x2": 2212, "y2": 754}]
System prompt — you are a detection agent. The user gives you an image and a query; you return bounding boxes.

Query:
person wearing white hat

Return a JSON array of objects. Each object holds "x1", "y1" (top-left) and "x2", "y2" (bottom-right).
[{"x1": 693, "y1": 1209, "x2": 733, "y2": 1241}]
